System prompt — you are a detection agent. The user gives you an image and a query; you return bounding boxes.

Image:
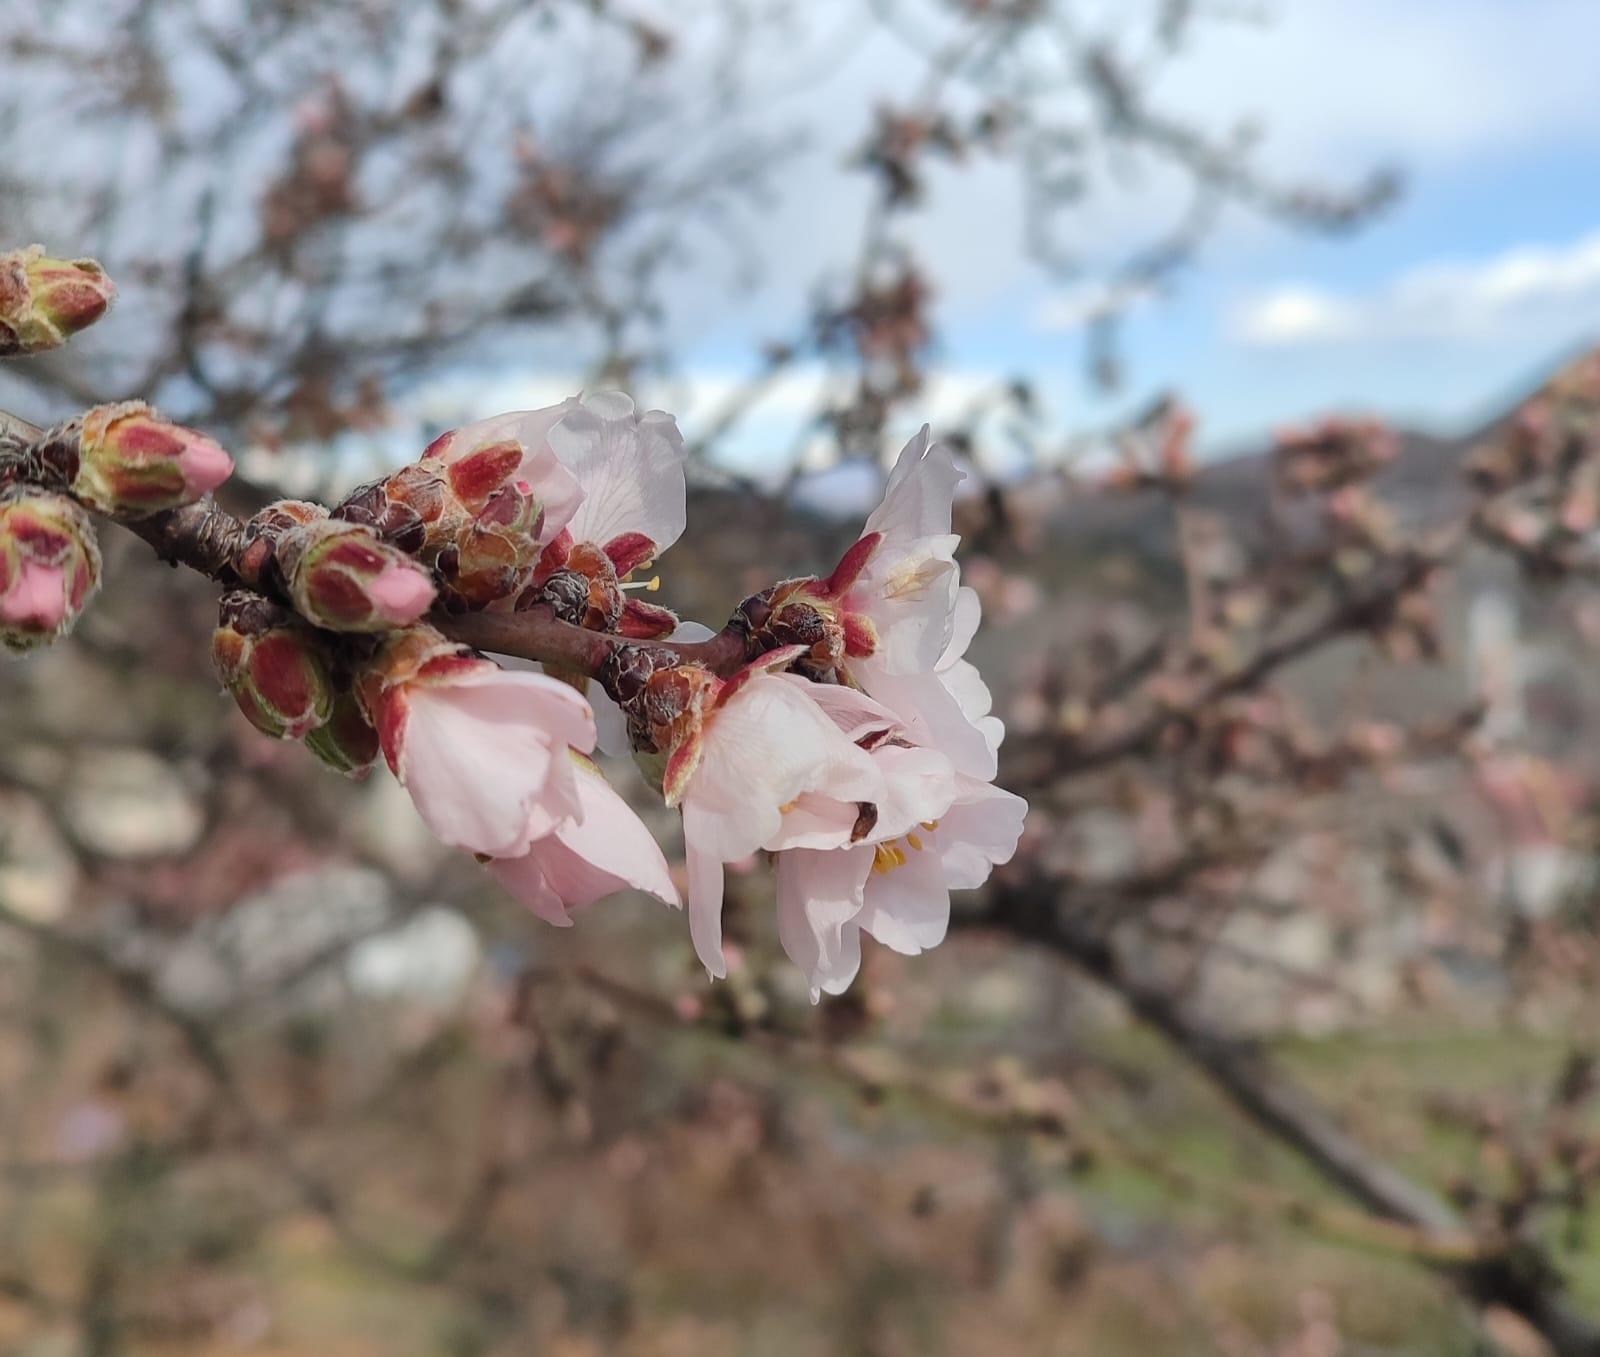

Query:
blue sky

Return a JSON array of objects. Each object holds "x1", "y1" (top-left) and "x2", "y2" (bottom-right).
[{"x1": 396, "y1": 0, "x2": 1600, "y2": 486}]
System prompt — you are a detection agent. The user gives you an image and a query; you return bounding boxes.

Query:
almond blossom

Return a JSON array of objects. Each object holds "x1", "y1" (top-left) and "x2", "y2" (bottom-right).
[
  {"x1": 531, "y1": 392, "x2": 689, "y2": 751},
  {"x1": 658, "y1": 653, "x2": 885, "y2": 978},
  {"x1": 489, "y1": 751, "x2": 679, "y2": 926},
  {"x1": 805, "y1": 428, "x2": 1001, "y2": 777},
  {"x1": 765, "y1": 680, "x2": 1023, "y2": 999},
  {"x1": 775, "y1": 772, "x2": 1026, "y2": 999},
  {"x1": 355, "y1": 626, "x2": 597, "y2": 859}
]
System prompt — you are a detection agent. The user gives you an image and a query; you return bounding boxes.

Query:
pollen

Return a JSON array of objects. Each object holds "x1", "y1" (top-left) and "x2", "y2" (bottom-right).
[
  {"x1": 621, "y1": 574, "x2": 662, "y2": 593},
  {"x1": 871, "y1": 843, "x2": 909, "y2": 875}
]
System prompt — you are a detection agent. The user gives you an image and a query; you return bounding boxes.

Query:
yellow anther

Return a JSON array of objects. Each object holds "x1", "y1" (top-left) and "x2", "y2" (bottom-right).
[
  {"x1": 871, "y1": 843, "x2": 909, "y2": 875},
  {"x1": 920, "y1": 820, "x2": 940, "y2": 832},
  {"x1": 621, "y1": 574, "x2": 662, "y2": 593},
  {"x1": 906, "y1": 833, "x2": 924, "y2": 852}
]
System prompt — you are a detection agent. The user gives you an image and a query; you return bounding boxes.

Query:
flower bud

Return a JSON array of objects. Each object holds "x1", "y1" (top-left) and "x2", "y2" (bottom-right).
[
  {"x1": 305, "y1": 690, "x2": 381, "y2": 777},
  {"x1": 0, "y1": 246, "x2": 116, "y2": 355},
  {"x1": 442, "y1": 478, "x2": 546, "y2": 608},
  {"x1": 0, "y1": 491, "x2": 100, "y2": 651},
  {"x1": 211, "y1": 591, "x2": 334, "y2": 739},
  {"x1": 70, "y1": 402, "x2": 234, "y2": 517},
  {"x1": 278, "y1": 519, "x2": 437, "y2": 632}
]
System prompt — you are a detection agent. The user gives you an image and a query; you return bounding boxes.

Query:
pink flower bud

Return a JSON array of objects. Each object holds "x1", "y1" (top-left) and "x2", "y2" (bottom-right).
[
  {"x1": 278, "y1": 519, "x2": 437, "y2": 632},
  {"x1": 305, "y1": 690, "x2": 381, "y2": 777},
  {"x1": 0, "y1": 246, "x2": 116, "y2": 356},
  {"x1": 0, "y1": 492, "x2": 100, "y2": 651},
  {"x1": 71, "y1": 402, "x2": 234, "y2": 517},
  {"x1": 211, "y1": 591, "x2": 334, "y2": 740}
]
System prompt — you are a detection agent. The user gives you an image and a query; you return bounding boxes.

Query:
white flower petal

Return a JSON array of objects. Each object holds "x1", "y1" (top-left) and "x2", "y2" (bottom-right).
[
  {"x1": 588, "y1": 681, "x2": 632, "y2": 758},
  {"x1": 855, "y1": 846, "x2": 951, "y2": 956},
  {"x1": 944, "y1": 586, "x2": 983, "y2": 664},
  {"x1": 549, "y1": 392, "x2": 688, "y2": 553},
  {"x1": 853, "y1": 661, "x2": 999, "y2": 780},
  {"x1": 549, "y1": 760, "x2": 679, "y2": 907},
  {"x1": 776, "y1": 846, "x2": 871, "y2": 1000},
  {"x1": 864, "y1": 426, "x2": 964, "y2": 545},
  {"x1": 685, "y1": 674, "x2": 881, "y2": 863},
  {"x1": 935, "y1": 777, "x2": 1027, "y2": 890},
  {"x1": 685, "y1": 839, "x2": 728, "y2": 979}
]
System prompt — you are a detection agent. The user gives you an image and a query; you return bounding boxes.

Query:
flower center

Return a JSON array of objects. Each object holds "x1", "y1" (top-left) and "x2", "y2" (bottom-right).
[
  {"x1": 621, "y1": 558, "x2": 662, "y2": 593},
  {"x1": 871, "y1": 822, "x2": 939, "y2": 875}
]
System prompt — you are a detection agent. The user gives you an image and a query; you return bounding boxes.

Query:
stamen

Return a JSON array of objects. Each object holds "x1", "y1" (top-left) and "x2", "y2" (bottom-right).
[
  {"x1": 621, "y1": 575, "x2": 662, "y2": 593},
  {"x1": 906, "y1": 833, "x2": 923, "y2": 852},
  {"x1": 871, "y1": 843, "x2": 908, "y2": 875},
  {"x1": 920, "y1": 819, "x2": 940, "y2": 832}
]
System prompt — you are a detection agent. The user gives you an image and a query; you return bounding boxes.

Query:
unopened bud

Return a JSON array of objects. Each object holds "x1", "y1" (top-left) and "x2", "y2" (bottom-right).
[
  {"x1": 71, "y1": 402, "x2": 234, "y2": 516},
  {"x1": 278, "y1": 519, "x2": 437, "y2": 632},
  {"x1": 442, "y1": 479, "x2": 545, "y2": 608},
  {"x1": 211, "y1": 591, "x2": 334, "y2": 739},
  {"x1": 305, "y1": 690, "x2": 381, "y2": 777},
  {"x1": 0, "y1": 246, "x2": 116, "y2": 356},
  {"x1": 0, "y1": 491, "x2": 100, "y2": 652}
]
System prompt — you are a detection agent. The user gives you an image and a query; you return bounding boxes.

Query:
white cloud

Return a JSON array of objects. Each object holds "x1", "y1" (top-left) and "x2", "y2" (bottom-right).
[{"x1": 1233, "y1": 230, "x2": 1600, "y2": 346}]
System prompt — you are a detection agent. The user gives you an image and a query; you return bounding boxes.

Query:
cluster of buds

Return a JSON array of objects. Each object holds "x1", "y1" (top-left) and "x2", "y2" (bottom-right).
[
  {"x1": 0, "y1": 247, "x2": 236, "y2": 659},
  {"x1": 3, "y1": 244, "x2": 1024, "y2": 1002},
  {"x1": 0, "y1": 491, "x2": 100, "y2": 651},
  {"x1": 334, "y1": 408, "x2": 582, "y2": 611},
  {"x1": 211, "y1": 591, "x2": 382, "y2": 777},
  {"x1": 0, "y1": 246, "x2": 117, "y2": 357}
]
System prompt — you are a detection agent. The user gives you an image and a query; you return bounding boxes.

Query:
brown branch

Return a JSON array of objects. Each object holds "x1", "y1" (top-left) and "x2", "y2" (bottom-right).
[
  {"x1": 0, "y1": 405, "x2": 758, "y2": 681},
  {"x1": 980, "y1": 887, "x2": 1600, "y2": 1357}
]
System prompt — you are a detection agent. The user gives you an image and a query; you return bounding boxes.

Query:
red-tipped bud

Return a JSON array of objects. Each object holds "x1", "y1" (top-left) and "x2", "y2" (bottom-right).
[
  {"x1": 211, "y1": 591, "x2": 334, "y2": 739},
  {"x1": 305, "y1": 690, "x2": 381, "y2": 777},
  {"x1": 278, "y1": 519, "x2": 437, "y2": 632},
  {"x1": 0, "y1": 246, "x2": 116, "y2": 355},
  {"x1": 71, "y1": 402, "x2": 234, "y2": 517},
  {"x1": 0, "y1": 491, "x2": 100, "y2": 652},
  {"x1": 441, "y1": 479, "x2": 546, "y2": 608},
  {"x1": 335, "y1": 459, "x2": 552, "y2": 611}
]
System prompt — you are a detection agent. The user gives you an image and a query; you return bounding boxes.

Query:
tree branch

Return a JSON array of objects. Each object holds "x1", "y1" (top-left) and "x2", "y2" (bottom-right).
[{"x1": 980, "y1": 888, "x2": 1600, "y2": 1356}]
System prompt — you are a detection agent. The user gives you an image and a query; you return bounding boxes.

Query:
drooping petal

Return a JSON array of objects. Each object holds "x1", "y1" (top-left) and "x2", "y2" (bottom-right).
[
  {"x1": 776, "y1": 846, "x2": 872, "y2": 1001},
  {"x1": 685, "y1": 839, "x2": 728, "y2": 978},
  {"x1": 490, "y1": 757, "x2": 678, "y2": 924},
  {"x1": 550, "y1": 759, "x2": 679, "y2": 905},
  {"x1": 548, "y1": 392, "x2": 687, "y2": 554}
]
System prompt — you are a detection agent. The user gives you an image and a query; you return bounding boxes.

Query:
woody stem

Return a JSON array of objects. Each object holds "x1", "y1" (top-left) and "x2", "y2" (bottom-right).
[{"x1": 1, "y1": 406, "x2": 757, "y2": 681}]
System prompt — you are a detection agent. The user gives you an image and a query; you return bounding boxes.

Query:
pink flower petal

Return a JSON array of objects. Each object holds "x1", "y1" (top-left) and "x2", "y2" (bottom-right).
[{"x1": 0, "y1": 561, "x2": 65, "y2": 629}]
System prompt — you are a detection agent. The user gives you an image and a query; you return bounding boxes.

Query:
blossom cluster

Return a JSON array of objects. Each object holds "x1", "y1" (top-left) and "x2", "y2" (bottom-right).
[
  {"x1": 0, "y1": 250, "x2": 1022, "y2": 995},
  {"x1": 295, "y1": 397, "x2": 1024, "y2": 998}
]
